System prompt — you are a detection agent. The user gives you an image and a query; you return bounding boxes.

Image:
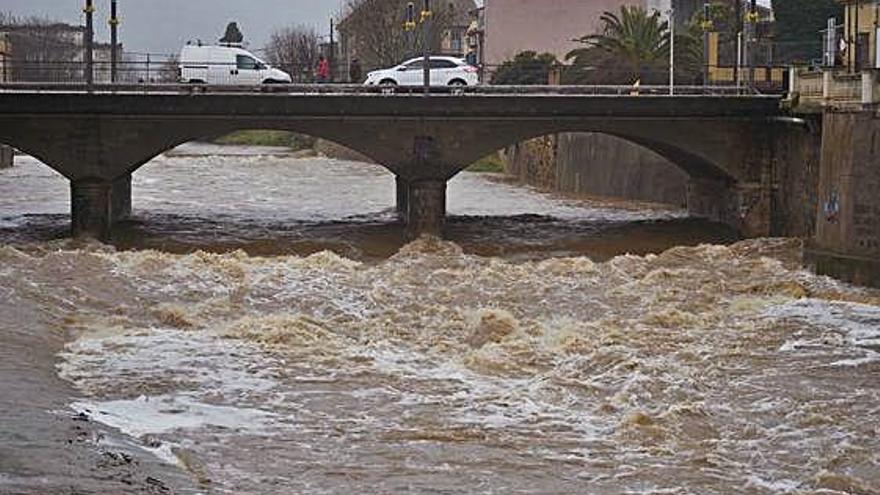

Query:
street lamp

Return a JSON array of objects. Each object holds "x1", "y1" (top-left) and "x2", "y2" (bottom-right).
[
  {"x1": 84, "y1": 0, "x2": 95, "y2": 86},
  {"x1": 421, "y1": 0, "x2": 432, "y2": 95},
  {"x1": 404, "y1": 2, "x2": 416, "y2": 57},
  {"x1": 746, "y1": 0, "x2": 758, "y2": 90},
  {"x1": 668, "y1": 6, "x2": 674, "y2": 95},
  {"x1": 701, "y1": 2, "x2": 714, "y2": 86},
  {"x1": 109, "y1": 0, "x2": 119, "y2": 83},
  {"x1": 403, "y1": 0, "x2": 432, "y2": 94}
]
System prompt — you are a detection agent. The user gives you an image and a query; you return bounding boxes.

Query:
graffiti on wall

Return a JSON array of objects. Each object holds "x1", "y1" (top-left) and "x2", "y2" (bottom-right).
[{"x1": 823, "y1": 189, "x2": 840, "y2": 223}]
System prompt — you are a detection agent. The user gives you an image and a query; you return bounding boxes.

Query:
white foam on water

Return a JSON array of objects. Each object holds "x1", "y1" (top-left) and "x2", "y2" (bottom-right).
[
  {"x1": 58, "y1": 328, "x2": 281, "y2": 398},
  {"x1": 745, "y1": 474, "x2": 802, "y2": 493},
  {"x1": 354, "y1": 345, "x2": 605, "y2": 439},
  {"x1": 766, "y1": 299, "x2": 880, "y2": 366},
  {"x1": 71, "y1": 395, "x2": 277, "y2": 438}
]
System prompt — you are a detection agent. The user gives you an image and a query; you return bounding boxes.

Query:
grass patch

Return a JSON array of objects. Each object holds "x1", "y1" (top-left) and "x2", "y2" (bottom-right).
[
  {"x1": 467, "y1": 153, "x2": 505, "y2": 173},
  {"x1": 214, "y1": 130, "x2": 316, "y2": 151}
]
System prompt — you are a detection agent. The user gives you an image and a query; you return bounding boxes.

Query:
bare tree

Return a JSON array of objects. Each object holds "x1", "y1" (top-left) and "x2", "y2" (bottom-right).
[
  {"x1": 338, "y1": 0, "x2": 459, "y2": 70},
  {"x1": 265, "y1": 25, "x2": 320, "y2": 82},
  {"x1": 0, "y1": 12, "x2": 83, "y2": 82}
]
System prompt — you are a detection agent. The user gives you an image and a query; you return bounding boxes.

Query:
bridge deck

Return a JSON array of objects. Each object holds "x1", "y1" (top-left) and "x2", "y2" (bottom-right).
[{"x1": 0, "y1": 86, "x2": 783, "y2": 120}]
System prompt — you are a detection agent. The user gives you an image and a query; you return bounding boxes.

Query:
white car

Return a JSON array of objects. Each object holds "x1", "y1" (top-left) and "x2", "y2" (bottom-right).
[
  {"x1": 179, "y1": 45, "x2": 291, "y2": 85},
  {"x1": 364, "y1": 56, "x2": 479, "y2": 87}
]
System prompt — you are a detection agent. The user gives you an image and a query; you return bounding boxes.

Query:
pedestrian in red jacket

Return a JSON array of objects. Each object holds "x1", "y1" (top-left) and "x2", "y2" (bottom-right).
[{"x1": 316, "y1": 56, "x2": 330, "y2": 83}]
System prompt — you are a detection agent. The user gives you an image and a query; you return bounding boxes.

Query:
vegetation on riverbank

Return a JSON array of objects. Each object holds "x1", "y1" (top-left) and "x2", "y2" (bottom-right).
[
  {"x1": 467, "y1": 153, "x2": 505, "y2": 173},
  {"x1": 214, "y1": 130, "x2": 316, "y2": 151}
]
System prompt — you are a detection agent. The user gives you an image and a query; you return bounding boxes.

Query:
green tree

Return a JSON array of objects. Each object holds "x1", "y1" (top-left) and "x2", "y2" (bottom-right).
[
  {"x1": 772, "y1": 0, "x2": 843, "y2": 62},
  {"x1": 566, "y1": 6, "x2": 669, "y2": 84},
  {"x1": 490, "y1": 51, "x2": 558, "y2": 85}
]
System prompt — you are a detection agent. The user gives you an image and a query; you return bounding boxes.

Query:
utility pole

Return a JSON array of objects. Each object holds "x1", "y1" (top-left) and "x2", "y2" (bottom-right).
[
  {"x1": 668, "y1": 5, "x2": 675, "y2": 95},
  {"x1": 84, "y1": 0, "x2": 95, "y2": 86},
  {"x1": 329, "y1": 17, "x2": 335, "y2": 82},
  {"x1": 733, "y1": 0, "x2": 742, "y2": 84},
  {"x1": 109, "y1": 0, "x2": 119, "y2": 83},
  {"x1": 747, "y1": 0, "x2": 758, "y2": 91},
  {"x1": 421, "y1": 0, "x2": 432, "y2": 95},
  {"x1": 404, "y1": 2, "x2": 417, "y2": 58}
]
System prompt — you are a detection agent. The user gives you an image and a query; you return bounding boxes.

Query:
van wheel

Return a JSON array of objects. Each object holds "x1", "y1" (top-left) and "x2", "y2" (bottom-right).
[{"x1": 187, "y1": 79, "x2": 206, "y2": 84}]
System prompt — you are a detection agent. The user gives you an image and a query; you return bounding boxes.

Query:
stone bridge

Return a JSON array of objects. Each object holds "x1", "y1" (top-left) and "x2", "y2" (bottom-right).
[{"x1": 0, "y1": 88, "x2": 807, "y2": 240}]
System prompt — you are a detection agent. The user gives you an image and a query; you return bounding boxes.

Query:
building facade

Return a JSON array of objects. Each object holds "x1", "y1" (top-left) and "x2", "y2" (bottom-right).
[
  {"x1": 0, "y1": 34, "x2": 10, "y2": 83},
  {"x1": 474, "y1": 0, "x2": 702, "y2": 72},
  {"x1": 0, "y1": 23, "x2": 120, "y2": 84},
  {"x1": 839, "y1": 0, "x2": 880, "y2": 71}
]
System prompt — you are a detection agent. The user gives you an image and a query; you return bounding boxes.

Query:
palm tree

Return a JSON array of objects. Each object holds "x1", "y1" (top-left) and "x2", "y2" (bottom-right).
[{"x1": 566, "y1": 6, "x2": 669, "y2": 84}]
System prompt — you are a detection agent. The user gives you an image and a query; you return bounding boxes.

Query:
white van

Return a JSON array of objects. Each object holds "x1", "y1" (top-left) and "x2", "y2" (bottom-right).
[{"x1": 179, "y1": 45, "x2": 292, "y2": 85}]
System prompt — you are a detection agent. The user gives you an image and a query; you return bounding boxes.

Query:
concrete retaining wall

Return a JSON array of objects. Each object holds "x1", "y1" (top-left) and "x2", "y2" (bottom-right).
[{"x1": 503, "y1": 133, "x2": 688, "y2": 206}]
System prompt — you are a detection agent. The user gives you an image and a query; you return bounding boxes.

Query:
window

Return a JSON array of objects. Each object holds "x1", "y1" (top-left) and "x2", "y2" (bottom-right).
[
  {"x1": 405, "y1": 60, "x2": 423, "y2": 70},
  {"x1": 430, "y1": 59, "x2": 458, "y2": 69},
  {"x1": 237, "y1": 55, "x2": 258, "y2": 70},
  {"x1": 450, "y1": 32, "x2": 463, "y2": 53}
]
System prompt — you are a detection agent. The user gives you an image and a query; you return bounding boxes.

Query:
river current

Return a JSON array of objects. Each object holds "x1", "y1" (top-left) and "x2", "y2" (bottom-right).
[{"x1": 1, "y1": 145, "x2": 878, "y2": 494}]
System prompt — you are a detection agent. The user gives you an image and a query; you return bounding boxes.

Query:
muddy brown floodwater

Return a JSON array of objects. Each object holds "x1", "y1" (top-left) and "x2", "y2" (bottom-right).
[{"x1": 1, "y1": 144, "x2": 878, "y2": 494}]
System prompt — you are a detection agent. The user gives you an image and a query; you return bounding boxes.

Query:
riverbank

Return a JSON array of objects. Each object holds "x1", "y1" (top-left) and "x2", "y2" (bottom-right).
[{"x1": 0, "y1": 243, "x2": 199, "y2": 494}]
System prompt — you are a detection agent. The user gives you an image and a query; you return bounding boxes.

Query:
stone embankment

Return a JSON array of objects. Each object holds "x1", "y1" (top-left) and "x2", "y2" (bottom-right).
[{"x1": 501, "y1": 133, "x2": 688, "y2": 207}]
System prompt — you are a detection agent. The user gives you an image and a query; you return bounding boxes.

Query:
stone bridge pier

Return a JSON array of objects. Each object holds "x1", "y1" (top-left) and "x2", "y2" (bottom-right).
[{"x1": 69, "y1": 177, "x2": 132, "y2": 237}]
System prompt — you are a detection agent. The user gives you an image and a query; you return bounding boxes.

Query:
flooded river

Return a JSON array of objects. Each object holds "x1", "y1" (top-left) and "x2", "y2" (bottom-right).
[{"x1": 1, "y1": 145, "x2": 878, "y2": 494}]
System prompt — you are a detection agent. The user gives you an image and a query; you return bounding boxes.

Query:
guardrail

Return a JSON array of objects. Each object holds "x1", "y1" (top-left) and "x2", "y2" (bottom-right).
[{"x1": 0, "y1": 82, "x2": 769, "y2": 97}]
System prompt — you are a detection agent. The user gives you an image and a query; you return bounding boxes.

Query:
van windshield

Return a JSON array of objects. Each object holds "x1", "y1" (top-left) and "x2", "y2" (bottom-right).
[{"x1": 236, "y1": 55, "x2": 262, "y2": 70}]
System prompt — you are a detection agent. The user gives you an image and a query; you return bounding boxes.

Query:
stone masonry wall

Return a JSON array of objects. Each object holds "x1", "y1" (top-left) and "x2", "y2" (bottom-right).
[
  {"x1": 807, "y1": 110, "x2": 880, "y2": 287},
  {"x1": 814, "y1": 111, "x2": 880, "y2": 257},
  {"x1": 770, "y1": 121, "x2": 823, "y2": 238},
  {"x1": 503, "y1": 133, "x2": 688, "y2": 206}
]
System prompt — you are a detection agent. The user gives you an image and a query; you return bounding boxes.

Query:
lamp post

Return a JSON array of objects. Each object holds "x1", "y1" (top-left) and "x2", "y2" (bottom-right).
[
  {"x1": 668, "y1": 6, "x2": 675, "y2": 95},
  {"x1": 746, "y1": 0, "x2": 758, "y2": 90},
  {"x1": 421, "y1": 0, "x2": 432, "y2": 95},
  {"x1": 404, "y1": 2, "x2": 416, "y2": 58},
  {"x1": 701, "y1": 2, "x2": 713, "y2": 86},
  {"x1": 109, "y1": 0, "x2": 119, "y2": 83},
  {"x1": 84, "y1": 0, "x2": 94, "y2": 86}
]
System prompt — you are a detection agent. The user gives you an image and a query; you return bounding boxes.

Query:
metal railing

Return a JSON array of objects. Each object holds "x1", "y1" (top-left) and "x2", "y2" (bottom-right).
[{"x1": 0, "y1": 81, "x2": 770, "y2": 97}]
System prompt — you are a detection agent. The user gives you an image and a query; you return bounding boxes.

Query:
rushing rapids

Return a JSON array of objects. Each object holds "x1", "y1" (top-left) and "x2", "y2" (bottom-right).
[{"x1": 1, "y1": 145, "x2": 878, "y2": 494}]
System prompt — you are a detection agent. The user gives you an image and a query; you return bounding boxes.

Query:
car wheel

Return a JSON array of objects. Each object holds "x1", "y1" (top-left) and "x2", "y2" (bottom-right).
[
  {"x1": 448, "y1": 79, "x2": 467, "y2": 86},
  {"x1": 187, "y1": 79, "x2": 206, "y2": 84},
  {"x1": 379, "y1": 79, "x2": 398, "y2": 86}
]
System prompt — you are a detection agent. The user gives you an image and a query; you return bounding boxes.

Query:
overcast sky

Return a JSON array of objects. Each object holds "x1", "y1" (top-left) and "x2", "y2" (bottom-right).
[{"x1": 1, "y1": 0, "x2": 345, "y2": 55}]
